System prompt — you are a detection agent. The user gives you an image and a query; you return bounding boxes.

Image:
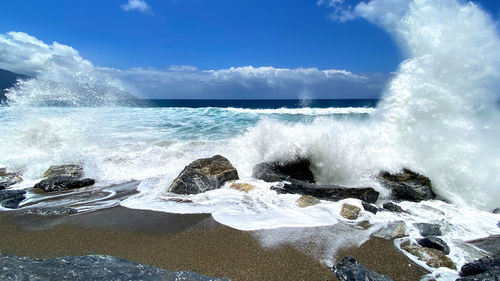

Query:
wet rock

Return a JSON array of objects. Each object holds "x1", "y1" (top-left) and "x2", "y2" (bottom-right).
[
  {"x1": 34, "y1": 177, "x2": 95, "y2": 192},
  {"x1": 414, "y1": 223, "x2": 442, "y2": 237},
  {"x1": 24, "y1": 207, "x2": 78, "y2": 216},
  {"x1": 168, "y1": 155, "x2": 239, "y2": 195},
  {"x1": 417, "y1": 236, "x2": 450, "y2": 255},
  {"x1": 373, "y1": 221, "x2": 406, "y2": 240},
  {"x1": 296, "y1": 195, "x2": 321, "y2": 207},
  {"x1": 0, "y1": 190, "x2": 26, "y2": 209},
  {"x1": 458, "y1": 256, "x2": 500, "y2": 280},
  {"x1": 229, "y1": 182, "x2": 254, "y2": 192},
  {"x1": 401, "y1": 242, "x2": 455, "y2": 269},
  {"x1": 467, "y1": 235, "x2": 500, "y2": 256},
  {"x1": 332, "y1": 256, "x2": 394, "y2": 281},
  {"x1": 341, "y1": 203, "x2": 361, "y2": 220},
  {"x1": 271, "y1": 181, "x2": 379, "y2": 203},
  {"x1": 362, "y1": 202, "x2": 379, "y2": 214},
  {"x1": 43, "y1": 165, "x2": 84, "y2": 179},
  {"x1": 383, "y1": 202, "x2": 404, "y2": 213},
  {"x1": 378, "y1": 168, "x2": 435, "y2": 202},
  {"x1": 0, "y1": 253, "x2": 229, "y2": 281},
  {"x1": 253, "y1": 158, "x2": 315, "y2": 183},
  {"x1": 493, "y1": 208, "x2": 500, "y2": 214},
  {"x1": 0, "y1": 169, "x2": 23, "y2": 189}
]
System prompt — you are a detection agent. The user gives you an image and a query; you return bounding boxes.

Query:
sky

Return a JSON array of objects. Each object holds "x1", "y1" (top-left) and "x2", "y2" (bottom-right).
[{"x1": 0, "y1": 0, "x2": 499, "y2": 99}]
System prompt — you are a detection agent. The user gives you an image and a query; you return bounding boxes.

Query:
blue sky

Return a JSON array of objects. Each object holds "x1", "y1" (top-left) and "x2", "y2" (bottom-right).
[{"x1": 0, "y1": 0, "x2": 499, "y2": 99}]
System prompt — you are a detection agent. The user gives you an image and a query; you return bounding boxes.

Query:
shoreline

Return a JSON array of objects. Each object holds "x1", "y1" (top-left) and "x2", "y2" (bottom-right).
[{"x1": 0, "y1": 206, "x2": 428, "y2": 281}]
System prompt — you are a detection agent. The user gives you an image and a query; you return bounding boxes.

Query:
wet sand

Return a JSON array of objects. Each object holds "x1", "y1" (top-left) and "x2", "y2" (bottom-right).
[{"x1": 0, "y1": 206, "x2": 428, "y2": 281}]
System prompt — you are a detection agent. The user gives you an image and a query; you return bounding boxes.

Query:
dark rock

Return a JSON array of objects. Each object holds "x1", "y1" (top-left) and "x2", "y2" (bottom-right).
[
  {"x1": 417, "y1": 236, "x2": 450, "y2": 255},
  {"x1": 401, "y1": 242, "x2": 455, "y2": 269},
  {"x1": 34, "y1": 177, "x2": 95, "y2": 192},
  {"x1": 414, "y1": 223, "x2": 442, "y2": 237},
  {"x1": 0, "y1": 169, "x2": 23, "y2": 189},
  {"x1": 168, "y1": 155, "x2": 239, "y2": 195},
  {"x1": 0, "y1": 253, "x2": 229, "y2": 281},
  {"x1": 383, "y1": 202, "x2": 404, "y2": 213},
  {"x1": 493, "y1": 208, "x2": 500, "y2": 214},
  {"x1": 271, "y1": 181, "x2": 379, "y2": 203},
  {"x1": 467, "y1": 235, "x2": 500, "y2": 256},
  {"x1": 43, "y1": 165, "x2": 84, "y2": 178},
  {"x1": 253, "y1": 158, "x2": 315, "y2": 183},
  {"x1": 24, "y1": 207, "x2": 78, "y2": 216},
  {"x1": 362, "y1": 202, "x2": 379, "y2": 214},
  {"x1": 458, "y1": 256, "x2": 500, "y2": 280},
  {"x1": 378, "y1": 168, "x2": 435, "y2": 202},
  {"x1": 0, "y1": 190, "x2": 26, "y2": 209},
  {"x1": 332, "y1": 256, "x2": 394, "y2": 281}
]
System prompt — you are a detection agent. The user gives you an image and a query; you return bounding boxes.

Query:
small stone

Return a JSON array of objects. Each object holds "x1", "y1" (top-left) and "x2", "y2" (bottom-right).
[
  {"x1": 401, "y1": 242, "x2": 455, "y2": 269},
  {"x1": 373, "y1": 221, "x2": 406, "y2": 239},
  {"x1": 362, "y1": 202, "x2": 378, "y2": 214},
  {"x1": 34, "y1": 177, "x2": 95, "y2": 192},
  {"x1": 341, "y1": 203, "x2": 361, "y2": 220},
  {"x1": 296, "y1": 195, "x2": 321, "y2": 208},
  {"x1": 414, "y1": 223, "x2": 442, "y2": 236},
  {"x1": 417, "y1": 236, "x2": 450, "y2": 255},
  {"x1": 332, "y1": 256, "x2": 394, "y2": 281},
  {"x1": 493, "y1": 208, "x2": 500, "y2": 214},
  {"x1": 229, "y1": 182, "x2": 254, "y2": 192},
  {"x1": 383, "y1": 202, "x2": 404, "y2": 213}
]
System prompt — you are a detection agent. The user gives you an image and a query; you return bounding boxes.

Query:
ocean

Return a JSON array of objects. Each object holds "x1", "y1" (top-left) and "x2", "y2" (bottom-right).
[{"x1": 1, "y1": 0, "x2": 500, "y2": 280}]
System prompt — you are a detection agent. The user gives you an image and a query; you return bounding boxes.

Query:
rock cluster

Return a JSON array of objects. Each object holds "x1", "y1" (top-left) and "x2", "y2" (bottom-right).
[
  {"x1": 24, "y1": 207, "x2": 78, "y2": 216},
  {"x1": 34, "y1": 165, "x2": 95, "y2": 192}
]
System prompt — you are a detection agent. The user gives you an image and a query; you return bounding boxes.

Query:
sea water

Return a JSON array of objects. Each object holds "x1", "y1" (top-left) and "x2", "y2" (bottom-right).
[{"x1": 1, "y1": 0, "x2": 500, "y2": 279}]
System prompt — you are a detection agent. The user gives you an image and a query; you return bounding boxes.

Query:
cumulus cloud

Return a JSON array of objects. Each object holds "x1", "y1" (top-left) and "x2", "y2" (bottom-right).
[
  {"x1": 121, "y1": 0, "x2": 152, "y2": 14},
  {"x1": 0, "y1": 31, "x2": 388, "y2": 99}
]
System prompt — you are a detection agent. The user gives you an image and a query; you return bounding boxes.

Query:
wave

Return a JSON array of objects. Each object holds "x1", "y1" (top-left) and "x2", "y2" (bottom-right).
[{"x1": 223, "y1": 107, "x2": 375, "y2": 115}]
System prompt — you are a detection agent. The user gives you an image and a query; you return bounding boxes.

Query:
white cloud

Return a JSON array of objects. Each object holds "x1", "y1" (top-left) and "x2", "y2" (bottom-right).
[
  {"x1": 0, "y1": 31, "x2": 388, "y2": 100},
  {"x1": 121, "y1": 0, "x2": 152, "y2": 14}
]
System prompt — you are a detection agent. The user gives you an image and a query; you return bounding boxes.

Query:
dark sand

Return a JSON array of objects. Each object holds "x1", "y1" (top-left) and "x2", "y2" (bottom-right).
[{"x1": 0, "y1": 206, "x2": 428, "y2": 281}]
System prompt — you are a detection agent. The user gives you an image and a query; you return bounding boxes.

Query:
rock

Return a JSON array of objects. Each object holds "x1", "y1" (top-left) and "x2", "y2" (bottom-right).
[
  {"x1": 296, "y1": 195, "x2": 321, "y2": 207},
  {"x1": 0, "y1": 169, "x2": 23, "y2": 190},
  {"x1": 0, "y1": 190, "x2": 26, "y2": 209},
  {"x1": 168, "y1": 155, "x2": 239, "y2": 195},
  {"x1": 332, "y1": 256, "x2": 394, "y2": 281},
  {"x1": 362, "y1": 202, "x2": 379, "y2": 214},
  {"x1": 341, "y1": 203, "x2": 361, "y2": 220},
  {"x1": 43, "y1": 165, "x2": 84, "y2": 178},
  {"x1": 271, "y1": 181, "x2": 379, "y2": 203},
  {"x1": 34, "y1": 177, "x2": 95, "y2": 192},
  {"x1": 229, "y1": 182, "x2": 254, "y2": 192},
  {"x1": 467, "y1": 235, "x2": 500, "y2": 256},
  {"x1": 253, "y1": 158, "x2": 315, "y2": 183},
  {"x1": 458, "y1": 256, "x2": 500, "y2": 280},
  {"x1": 0, "y1": 253, "x2": 229, "y2": 281},
  {"x1": 24, "y1": 207, "x2": 78, "y2": 216},
  {"x1": 373, "y1": 221, "x2": 406, "y2": 240},
  {"x1": 493, "y1": 208, "x2": 500, "y2": 214},
  {"x1": 414, "y1": 223, "x2": 442, "y2": 237},
  {"x1": 401, "y1": 242, "x2": 456, "y2": 269},
  {"x1": 378, "y1": 168, "x2": 435, "y2": 202},
  {"x1": 417, "y1": 236, "x2": 450, "y2": 255},
  {"x1": 383, "y1": 202, "x2": 404, "y2": 213}
]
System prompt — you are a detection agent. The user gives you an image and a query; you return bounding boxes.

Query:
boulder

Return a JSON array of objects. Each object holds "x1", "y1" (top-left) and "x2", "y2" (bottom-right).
[
  {"x1": 296, "y1": 195, "x2": 321, "y2": 207},
  {"x1": 372, "y1": 221, "x2": 406, "y2": 240},
  {"x1": 43, "y1": 165, "x2": 84, "y2": 178},
  {"x1": 0, "y1": 190, "x2": 26, "y2": 209},
  {"x1": 362, "y1": 202, "x2": 379, "y2": 214},
  {"x1": 34, "y1": 177, "x2": 95, "y2": 192},
  {"x1": 271, "y1": 181, "x2": 379, "y2": 203},
  {"x1": 341, "y1": 203, "x2": 361, "y2": 220},
  {"x1": 458, "y1": 256, "x2": 500, "y2": 281},
  {"x1": 229, "y1": 182, "x2": 254, "y2": 192},
  {"x1": 0, "y1": 253, "x2": 229, "y2": 281},
  {"x1": 401, "y1": 242, "x2": 455, "y2": 269},
  {"x1": 414, "y1": 223, "x2": 442, "y2": 237},
  {"x1": 168, "y1": 155, "x2": 239, "y2": 195},
  {"x1": 252, "y1": 158, "x2": 315, "y2": 183},
  {"x1": 467, "y1": 235, "x2": 500, "y2": 256},
  {"x1": 332, "y1": 256, "x2": 394, "y2": 281},
  {"x1": 24, "y1": 207, "x2": 78, "y2": 216},
  {"x1": 378, "y1": 169, "x2": 435, "y2": 202},
  {"x1": 0, "y1": 169, "x2": 23, "y2": 190},
  {"x1": 417, "y1": 236, "x2": 450, "y2": 255},
  {"x1": 383, "y1": 202, "x2": 404, "y2": 213}
]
